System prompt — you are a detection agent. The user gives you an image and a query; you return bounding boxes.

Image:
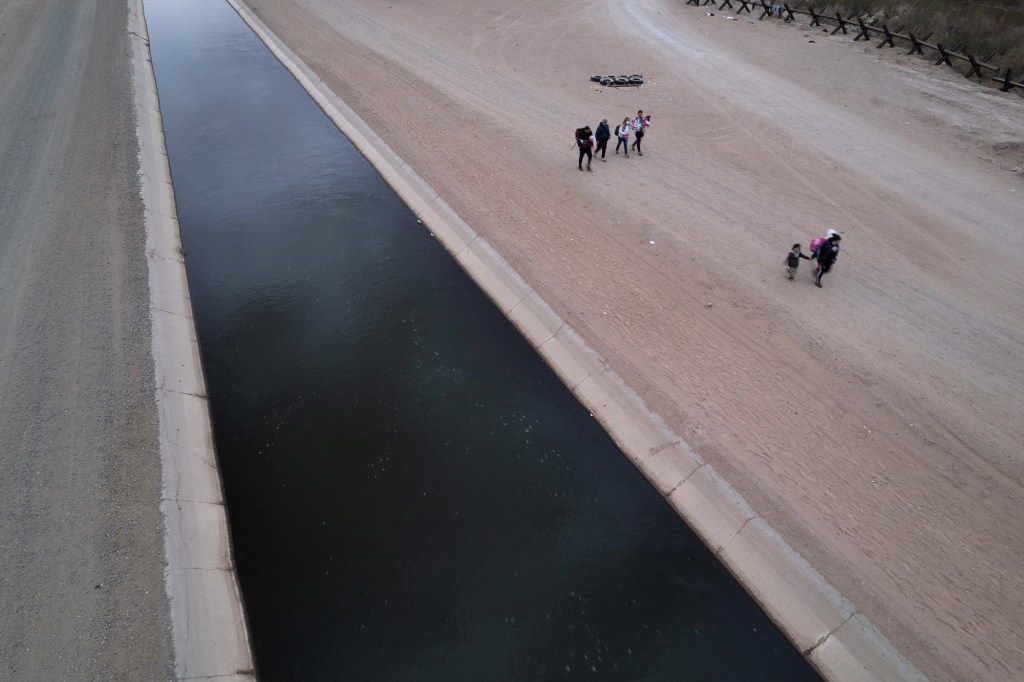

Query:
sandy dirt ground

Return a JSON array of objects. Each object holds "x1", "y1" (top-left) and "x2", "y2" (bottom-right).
[
  {"x1": 242, "y1": 0, "x2": 1024, "y2": 679},
  {"x1": 0, "y1": 0, "x2": 173, "y2": 678}
]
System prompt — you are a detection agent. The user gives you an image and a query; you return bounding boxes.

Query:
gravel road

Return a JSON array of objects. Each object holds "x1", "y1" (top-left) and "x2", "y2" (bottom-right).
[{"x1": 0, "y1": 0, "x2": 173, "y2": 678}]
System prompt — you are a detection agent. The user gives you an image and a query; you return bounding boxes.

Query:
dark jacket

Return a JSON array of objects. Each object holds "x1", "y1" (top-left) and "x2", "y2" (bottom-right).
[
  {"x1": 786, "y1": 250, "x2": 810, "y2": 267},
  {"x1": 595, "y1": 122, "x2": 611, "y2": 142},
  {"x1": 817, "y1": 240, "x2": 840, "y2": 267}
]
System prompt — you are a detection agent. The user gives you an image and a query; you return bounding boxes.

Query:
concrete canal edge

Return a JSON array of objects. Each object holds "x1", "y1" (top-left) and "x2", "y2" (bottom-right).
[
  {"x1": 227, "y1": 4, "x2": 930, "y2": 680},
  {"x1": 128, "y1": 0, "x2": 256, "y2": 679}
]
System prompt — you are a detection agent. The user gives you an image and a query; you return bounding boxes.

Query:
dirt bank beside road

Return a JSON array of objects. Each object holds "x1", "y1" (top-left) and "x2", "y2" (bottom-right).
[
  {"x1": 242, "y1": 0, "x2": 1024, "y2": 679},
  {"x1": 0, "y1": 0, "x2": 172, "y2": 677}
]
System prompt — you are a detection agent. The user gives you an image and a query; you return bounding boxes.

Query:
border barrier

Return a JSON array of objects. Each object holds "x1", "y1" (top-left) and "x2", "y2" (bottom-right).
[{"x1": 684, "y1": 0, "x2": 1024, "y2": 93}]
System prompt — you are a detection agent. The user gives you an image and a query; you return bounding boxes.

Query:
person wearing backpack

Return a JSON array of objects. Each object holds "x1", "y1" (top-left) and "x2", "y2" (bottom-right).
[
  {"x1": 594, "y1": 119, "x2": 611, "y2": 162},
  {"x1": 615, "y1": 117, "x2": 631, "y2": 157},
  {"x1": 630, "y1": 110, "x2": 646, "y2": 156},
  {"x1": 813, "y1": 232, "x2": 842, "y2": 288},
  {"x1": 576, "y1": 126, "x2": 595, "y2": 171},
  {"x1": 808, "y1": 229, "x2": 838, "y2": 260}
]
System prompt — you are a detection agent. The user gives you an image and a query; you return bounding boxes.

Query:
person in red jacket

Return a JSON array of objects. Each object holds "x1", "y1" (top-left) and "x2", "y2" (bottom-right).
[{"x1": 576, "y1": 126, "x2": 595, "y2": 171}]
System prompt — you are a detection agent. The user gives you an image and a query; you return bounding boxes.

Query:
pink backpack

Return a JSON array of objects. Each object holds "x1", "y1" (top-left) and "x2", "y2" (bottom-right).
[{"x1": 809, "y1": 237, "x2": 826, "y2": 255}]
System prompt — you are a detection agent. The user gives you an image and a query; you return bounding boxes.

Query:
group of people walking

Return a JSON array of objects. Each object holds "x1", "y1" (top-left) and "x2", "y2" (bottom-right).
[
  {"x1": 576, "y1": 110, "x2": 651, "y2": 171},
  {"x1": 577, "y1": 112, "x2": 845, "y2": 289},
  {"x1": 786, "y1": 229, "x2": 842, "y2": 288}
]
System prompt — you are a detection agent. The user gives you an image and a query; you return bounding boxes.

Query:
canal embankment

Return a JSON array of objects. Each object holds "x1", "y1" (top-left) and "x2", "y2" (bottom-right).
[
  {"x1": 232, "y1": 0, "x2": 1024, "y2": 679},
  {"x1": 141, "y1": 0, "x2": 822, "y2": 677},
  {"x1": 174, "y1": 0, "x2": 919, "y2": 678},
  {"x1": 128, "y1": 0, "x2": 254, "y2": 677}
]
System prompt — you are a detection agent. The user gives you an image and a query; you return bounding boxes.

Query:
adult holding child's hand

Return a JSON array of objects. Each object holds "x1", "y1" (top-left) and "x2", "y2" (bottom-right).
[{"x1": 814, "y1": 231, "x2": 842, "y2": 288}]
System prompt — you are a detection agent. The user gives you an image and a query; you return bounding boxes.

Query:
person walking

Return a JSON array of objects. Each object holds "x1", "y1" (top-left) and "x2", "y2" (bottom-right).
[
  {"x1": 632, "y1": 112, "x2": 651, "y2": 156},
  {"x1": 813, "y1": 232, "x2": 841, "y2": 287},
  {"x1": 615, "y1": 117, "x2": 631, "y2": 157},
  {"x1": 576, "y1": 125, "x2": 595, "y2": 171},
  {"x1": 594, "y1": 119, "x2": 611, "y2": 162},
  {"x1": 785, "y1": 243, "x2": 811, "y2": 280},
  {"x1": 630, "y1": 110, "x2": 644, "y2": 155},
  {"x1": 808, "y1": 228, "x2": 838, "y2": 260}
]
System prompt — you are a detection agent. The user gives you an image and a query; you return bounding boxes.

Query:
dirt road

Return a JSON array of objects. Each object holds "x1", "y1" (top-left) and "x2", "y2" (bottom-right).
[
  {"x1": 241, "y1": 0, "x2": 1024, "y2": 679},
  {"x1": 0, "y1": 0, "x2": 172, "y2": 677}
]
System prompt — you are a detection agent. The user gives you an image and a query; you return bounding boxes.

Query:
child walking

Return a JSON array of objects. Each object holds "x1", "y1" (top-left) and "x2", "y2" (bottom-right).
[{"x1": 785, "y1": 243, "x2": 810, "y2": 280}]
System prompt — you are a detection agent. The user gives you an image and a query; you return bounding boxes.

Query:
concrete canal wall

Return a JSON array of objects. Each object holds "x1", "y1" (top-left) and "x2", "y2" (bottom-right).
[
  {"x1": 225, "y1": 2, "x2": 924, "y2": 679},
  {"x1": 130, "y1": 0, "x2": 924, "y2": 673},
  {"x1": 129, "y1": 0, "x2": 255, "y2": 678}
]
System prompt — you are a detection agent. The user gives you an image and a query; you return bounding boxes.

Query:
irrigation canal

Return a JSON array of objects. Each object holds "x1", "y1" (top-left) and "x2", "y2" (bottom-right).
[{"x1": 145, "y1": 0, "x2": 819, "y2": 678}]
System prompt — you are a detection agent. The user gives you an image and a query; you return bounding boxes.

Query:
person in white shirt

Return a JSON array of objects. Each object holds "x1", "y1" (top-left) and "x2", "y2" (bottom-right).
[
  {"x1": 631, "y1": 111, "x2": 650, "y2": 156},
  {"x1": 615, "y1": 117, "x2": 631, "y2": 157}
]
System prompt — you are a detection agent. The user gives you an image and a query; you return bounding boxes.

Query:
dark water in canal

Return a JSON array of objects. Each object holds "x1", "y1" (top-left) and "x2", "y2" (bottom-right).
[{"x1": 145, "y1": 0, "x2": 819, "y2": 679}]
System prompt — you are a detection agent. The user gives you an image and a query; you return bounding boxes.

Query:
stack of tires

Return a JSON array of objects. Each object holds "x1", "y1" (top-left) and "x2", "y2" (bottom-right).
[{"x1": 591, "y1": 74, "x2": 644, "y2": 87}]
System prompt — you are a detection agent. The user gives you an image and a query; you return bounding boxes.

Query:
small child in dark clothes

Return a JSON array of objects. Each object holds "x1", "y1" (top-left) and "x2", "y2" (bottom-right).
[{"x1": 786, "y1": 243, "x2": 810, "y2": 280}]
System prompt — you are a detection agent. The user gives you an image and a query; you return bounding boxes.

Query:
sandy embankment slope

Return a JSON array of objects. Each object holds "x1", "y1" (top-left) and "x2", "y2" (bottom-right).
[
  {"x1": 0, "y1": 0, "x2": 172, "y2": 677},
  {"x1": 245, "y1": 0, "x2": 1024, "y2": 678}
]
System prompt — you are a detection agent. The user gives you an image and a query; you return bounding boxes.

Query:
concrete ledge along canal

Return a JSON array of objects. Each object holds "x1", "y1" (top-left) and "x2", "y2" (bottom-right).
[{"x1": 145, "y1": 0, "x2": 821, "y2": 678}]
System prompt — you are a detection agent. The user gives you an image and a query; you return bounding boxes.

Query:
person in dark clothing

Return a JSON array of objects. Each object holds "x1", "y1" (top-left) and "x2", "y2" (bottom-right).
[
  {"x1": 594, "y1": 119, "x2": 611, "y2": 161},
  {"x1": 813, "y1": 233, "x2": 841, "y2": 287},
  {"x1": 785, "y1": 243, "x2": 810, "y2": 280},
  {"x1": 576, "y1": 126, "x2": 594, "y2": 171},
  {"x1": 630, "y1": 110, "x2": 644, "y2": 155}
]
